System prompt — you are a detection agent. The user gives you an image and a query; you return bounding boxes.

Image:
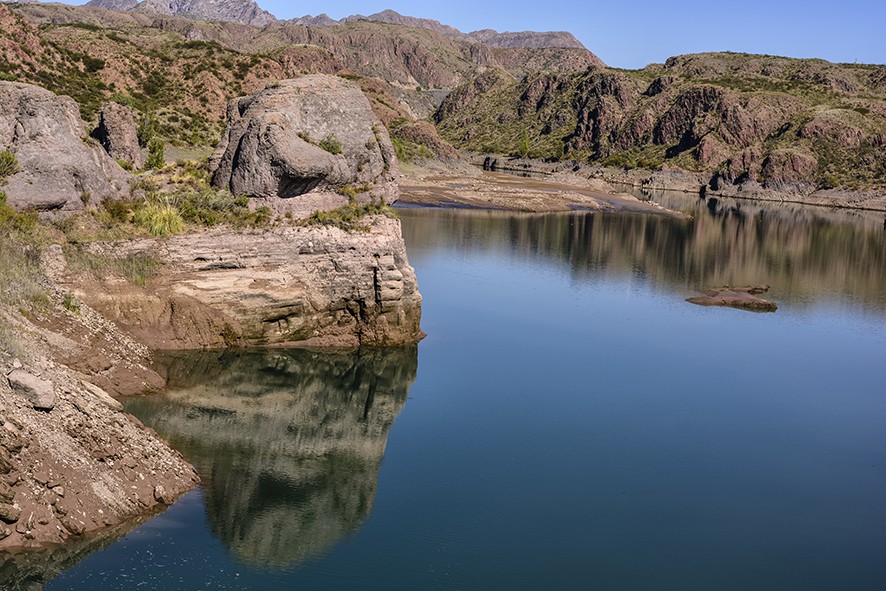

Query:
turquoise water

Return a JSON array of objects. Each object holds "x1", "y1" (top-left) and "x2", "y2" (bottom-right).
[{"x1": 32, "y1": 198, "x2": 886, "y2": 590}]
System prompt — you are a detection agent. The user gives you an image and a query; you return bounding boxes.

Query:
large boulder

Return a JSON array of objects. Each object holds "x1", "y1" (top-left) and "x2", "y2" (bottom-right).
[
  {"x1": 0, "y1": 82, "x2": 130, "y2": 214},
  {"x1": 92, "y1": 102, "x2": 146, "y2": 170},
  {"x1": 210, "y1": 75, "x2": 400, "y2": 215}
]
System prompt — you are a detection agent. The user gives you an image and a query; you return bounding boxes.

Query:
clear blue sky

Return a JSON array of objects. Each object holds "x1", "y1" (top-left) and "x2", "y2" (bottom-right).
[{"x1": 65, "y1": 0, "x2": 885, "y2": 69}]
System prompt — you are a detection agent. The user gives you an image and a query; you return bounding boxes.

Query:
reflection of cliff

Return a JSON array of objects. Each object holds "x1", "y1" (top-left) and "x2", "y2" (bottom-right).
[
  {"x1": 401, "y1": 195, "x2": 886, "y2": 309},
  {"x1": 127, "y1": 347, "x2": 417, "y2": 569}
]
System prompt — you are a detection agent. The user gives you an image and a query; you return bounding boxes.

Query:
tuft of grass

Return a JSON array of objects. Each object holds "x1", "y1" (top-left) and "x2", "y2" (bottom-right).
[
  {"x1": 134, "y1": 202, "x2": 184, "y2": 236},
  {"x1": 319, "y1": 134, "x2": 344, "y2": 155}
]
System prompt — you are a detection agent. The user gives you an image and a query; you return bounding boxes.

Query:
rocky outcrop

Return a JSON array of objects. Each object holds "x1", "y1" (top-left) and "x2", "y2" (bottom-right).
[
  {"x1": 0, "y1": 82, "x2": 130, "y2": 214},
  {"x1": 343, "y1": 10, "x2": 465, "y2": 39},
  {"x1": 92, "y1": 102, "x2": 145, "y2": 170},
  {"x1": 0, "y1": 355, "x2": 198, "y2": 550},
  {"x1": 61, "y1": 217, "x2": 424, "y2": 349},
  {"x1": 211, "y1": 75, "x2": 399, "y2": 214},
  {"x1": 687, "y1": 286, "x2": 778, "y2": 312}
]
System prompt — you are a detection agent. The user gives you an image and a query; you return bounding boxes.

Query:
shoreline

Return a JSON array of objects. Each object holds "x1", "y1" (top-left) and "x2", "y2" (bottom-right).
[{"x1": 453, "y1": 154, "x2": 886, "y2": 214}]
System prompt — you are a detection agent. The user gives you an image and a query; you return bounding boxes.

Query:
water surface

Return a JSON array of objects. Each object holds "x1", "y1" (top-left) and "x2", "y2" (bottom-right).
[{"x1": 40, "y1": 195, "x2": 886, "y2": 590}]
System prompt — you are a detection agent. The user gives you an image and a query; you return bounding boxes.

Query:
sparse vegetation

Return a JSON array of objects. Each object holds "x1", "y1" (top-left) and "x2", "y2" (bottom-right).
[
  {"x1": 63, "y1": 245, "x2": 162, "y2": 287},
  {"x1": 0, "y1": 150, "x2": 19, "y2": 180},
  {"x1": 302, "y1": 198, "x2": 397, "y2": 232}
]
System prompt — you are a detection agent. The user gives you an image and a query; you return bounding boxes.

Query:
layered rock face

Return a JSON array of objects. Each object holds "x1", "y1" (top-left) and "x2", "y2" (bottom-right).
[
  {"x1": 211, "y1": 76, "x2": 399, "y2": 214},
  {"x1": 0, "y1": 82, "x2": 130, "y2": 214},
  {"x1": 63, "y1": 217, "x2": 424, "y2": 349}
]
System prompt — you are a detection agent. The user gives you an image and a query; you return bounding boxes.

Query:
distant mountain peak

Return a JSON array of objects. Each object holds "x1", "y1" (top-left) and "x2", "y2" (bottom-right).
[
  {"x1": 468, "y1": 29, "x2": 587, "y2": 50},
  {"x1": 341, "y1": 9, "x2": 464, "y2": 38}
]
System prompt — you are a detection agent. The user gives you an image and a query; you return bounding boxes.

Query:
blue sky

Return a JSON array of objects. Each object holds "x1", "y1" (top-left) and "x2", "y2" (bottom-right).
[{"x1": 66, "y1": 1, "x2": 885, "y2": 69}]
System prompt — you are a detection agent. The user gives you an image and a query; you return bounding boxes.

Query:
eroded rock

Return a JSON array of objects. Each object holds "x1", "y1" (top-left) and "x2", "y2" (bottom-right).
[
  {"x1": 211, "y1": 75, "x2": 399, "y2": 215},
  {"x1": 0, "y1": 82, "x2": 130, "y2": 215},
  {"x1": 93, "y1": 102, "x2": 145, "y2": 170}
]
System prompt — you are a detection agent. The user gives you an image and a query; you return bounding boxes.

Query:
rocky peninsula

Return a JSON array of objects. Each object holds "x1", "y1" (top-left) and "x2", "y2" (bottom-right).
[{"x1": 0, "y1": 74, "x2": 422, "y2": 549}]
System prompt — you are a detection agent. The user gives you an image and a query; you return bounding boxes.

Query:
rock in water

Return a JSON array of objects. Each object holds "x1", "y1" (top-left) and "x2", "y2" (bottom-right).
[
  {"x1": 210, "y1": 75, "x2": 399, "y2": 215},
  {"x1": 0, "y1": 82, "x2": 130, "y2": 214},
  {"x1": 6, "y1": 369, "x2": 56, "y2": 411},
  {"x1": 93, "y1": 102, "x2": 145, "y2": 170},
  {"x1": 686, "y1": 285, "x2": 778, "y2": 312}
]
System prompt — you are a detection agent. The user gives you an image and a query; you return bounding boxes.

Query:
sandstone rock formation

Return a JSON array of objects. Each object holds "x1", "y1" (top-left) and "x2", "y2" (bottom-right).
[
  {"x1": 60, "y1": 217, "x2": 424, "y2": 349},
  {"x1": 0, "y1": 82, "x2": 130, "y2": 214},
  {"x1": 210, "y1": 75, "x2": 400, "y2": 214},
  {"x1": 92, "y1": 102, "x2": 145, "y2": 170}
]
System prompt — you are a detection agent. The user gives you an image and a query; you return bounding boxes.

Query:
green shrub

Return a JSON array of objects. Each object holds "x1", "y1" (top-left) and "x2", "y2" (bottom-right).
[
  {"x1": 62, "y1": 292, "x2": 80, "y2": 314},
  {"x1": 303, "y1": 198, "x2": 397, "y2": 232},
  {"x1": 0, "y1": 150, "x2": 18, "y2": 180},
  {"x1": 137, "y1": 112, "x2": 158, "y2": 148},
  {"x1": 319, "y1": 134, "x2": 343, "y2": 155},
  {"x1": 135, "y1": 202, "x2": 184, "y2": 236},
  {"x1": 145, "y1": 139, "x2": 165, "y2": 170}
]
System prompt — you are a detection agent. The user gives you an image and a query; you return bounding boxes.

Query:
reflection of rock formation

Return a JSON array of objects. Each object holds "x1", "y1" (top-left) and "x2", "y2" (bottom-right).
[
  {"x1": 401, "y1": 194, "x2": 886, "y2": 310},
  {"x1": 127, "y1": 347, "x2": 417, "y2": 569}
]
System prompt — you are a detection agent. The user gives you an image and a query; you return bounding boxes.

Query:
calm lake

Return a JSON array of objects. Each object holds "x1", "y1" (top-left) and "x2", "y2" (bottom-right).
[{"x1": 20, "y1": 192, "x2": 886, "y2": 589}]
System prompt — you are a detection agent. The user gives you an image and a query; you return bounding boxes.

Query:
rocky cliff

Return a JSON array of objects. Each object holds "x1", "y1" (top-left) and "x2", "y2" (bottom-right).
[{"x1": 60, "y1": 217, "x2": 424, "y2": 349}]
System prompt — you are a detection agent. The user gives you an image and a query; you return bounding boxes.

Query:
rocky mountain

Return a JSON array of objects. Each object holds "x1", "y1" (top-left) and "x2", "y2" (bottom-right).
[
  {"x1": 436, "y1": 54, "x2": 886, "y2": 191},
  {"x1": 468, "y1": 29, "x2": 586, "y2": 50},
  {"x1": 86, "y1": 0, "x2": 275, "y2": 26}
]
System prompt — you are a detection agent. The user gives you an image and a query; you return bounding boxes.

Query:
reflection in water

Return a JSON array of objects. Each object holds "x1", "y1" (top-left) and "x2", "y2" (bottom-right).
[
  {"x1": 401, "y1": 193, "x2": 886, "y2": 310},
  {"x1": 126, "y1": 347, "x2": 417, "y2": 569}
]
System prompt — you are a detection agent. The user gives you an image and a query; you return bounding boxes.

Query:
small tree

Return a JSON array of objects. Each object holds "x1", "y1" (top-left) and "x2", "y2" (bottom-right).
[
  {"x1": 145, "y1": 139, "x2": 165, "y2": 170},
  {"x1": 518, "y1": 129, "x2": 530, "y2": 159},
  {"x1": 137, "y1": 112, "x2": 158, "y2": 148}
]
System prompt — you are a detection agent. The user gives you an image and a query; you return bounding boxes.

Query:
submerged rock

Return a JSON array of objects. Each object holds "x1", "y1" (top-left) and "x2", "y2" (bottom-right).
[
  {"x1": 210, "y1": 75, "x2": 399, "y2": 215},
  {"x1": 0, "y1": 82, "x2": 130, "y2": 215},
  {"x1": 686, "y1": 285, "x2": 778, "y2": 312}
]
